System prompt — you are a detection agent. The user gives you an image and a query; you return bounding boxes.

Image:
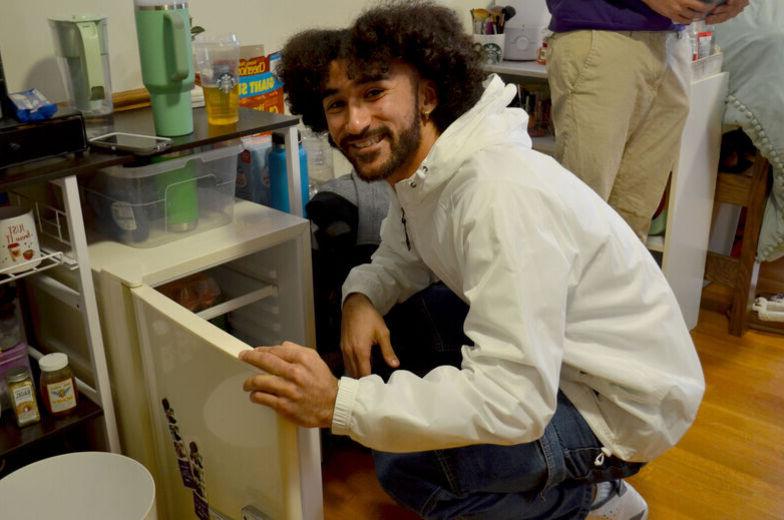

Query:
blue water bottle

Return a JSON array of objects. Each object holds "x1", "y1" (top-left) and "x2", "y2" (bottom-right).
[{"x1": 268, "y1": 130, "x2": 309, "y2": 216}]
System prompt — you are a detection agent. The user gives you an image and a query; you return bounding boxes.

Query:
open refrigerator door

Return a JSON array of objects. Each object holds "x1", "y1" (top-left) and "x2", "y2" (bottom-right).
[{"x1": 131, "y1": 282, "x2": 320, "y2": 519}]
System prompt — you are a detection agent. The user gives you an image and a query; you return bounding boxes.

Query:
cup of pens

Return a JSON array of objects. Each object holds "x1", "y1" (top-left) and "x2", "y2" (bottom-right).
[{"x1": 471, "y1": 5, "x2": 515, "y2": 65}]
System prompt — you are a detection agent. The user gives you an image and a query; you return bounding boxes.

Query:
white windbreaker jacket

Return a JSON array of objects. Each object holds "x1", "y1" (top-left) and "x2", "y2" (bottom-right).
[{"x1": 333, "y1": 75, "x2": 705, "y2": 462}]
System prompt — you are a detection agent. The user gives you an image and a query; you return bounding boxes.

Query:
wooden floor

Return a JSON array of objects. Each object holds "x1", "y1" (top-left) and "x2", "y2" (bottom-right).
[{"x1": 321, "y1": 307, "x2": 784, "y2": 519}]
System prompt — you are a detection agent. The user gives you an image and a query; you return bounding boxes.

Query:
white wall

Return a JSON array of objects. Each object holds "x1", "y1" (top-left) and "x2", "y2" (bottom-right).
[{"x1": 0, "y1": 0, "x2": 476, "y2": 102}]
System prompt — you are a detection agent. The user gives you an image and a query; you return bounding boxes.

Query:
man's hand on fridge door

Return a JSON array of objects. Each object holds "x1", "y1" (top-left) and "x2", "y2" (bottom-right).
[{"x1": 239, "y1": 342, "x2": 338, "y2": 428}]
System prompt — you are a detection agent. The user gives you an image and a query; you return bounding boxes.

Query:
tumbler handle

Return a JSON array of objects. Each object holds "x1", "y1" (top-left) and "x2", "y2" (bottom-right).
[{"x1": 164, "y1": 11, "x2": 189, "y2": 81}]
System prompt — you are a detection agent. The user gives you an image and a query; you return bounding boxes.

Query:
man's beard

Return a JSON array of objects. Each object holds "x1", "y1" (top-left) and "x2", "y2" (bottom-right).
[{"x1": 338, "y1": 108, "x2": 422, "y2": 182}]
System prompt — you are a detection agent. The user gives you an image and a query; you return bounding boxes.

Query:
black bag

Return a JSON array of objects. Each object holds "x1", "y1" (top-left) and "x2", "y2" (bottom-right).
[{"x1": 307, "y1": 192, "x2": 379, "y2": 371}]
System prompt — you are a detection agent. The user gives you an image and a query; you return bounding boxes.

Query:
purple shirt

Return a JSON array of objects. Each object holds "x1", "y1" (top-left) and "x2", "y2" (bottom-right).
[{"x1": 546, "y1": 0, "x2": 679, "y2": 32}]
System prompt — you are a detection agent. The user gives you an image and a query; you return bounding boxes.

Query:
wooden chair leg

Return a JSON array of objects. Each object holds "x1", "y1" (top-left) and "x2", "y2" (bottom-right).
[{"x1": 727, "y1": 155, "x2": 769, "y2": 336}]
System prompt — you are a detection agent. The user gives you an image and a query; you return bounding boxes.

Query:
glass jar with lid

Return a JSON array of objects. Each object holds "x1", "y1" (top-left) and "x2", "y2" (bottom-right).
[
  {"x1": 38, "y1": 352, "x2": 78, "y2": 416},
  {"x1": 6, "y1": 366, "x2": 41, "y2": 427}
]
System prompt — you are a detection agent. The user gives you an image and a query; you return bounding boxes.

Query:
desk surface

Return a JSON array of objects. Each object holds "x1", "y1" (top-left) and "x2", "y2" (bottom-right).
[
  {"x1": 485, "y1": 60, "x2": 548, "y2": 80},
  {"x1": 0, "y1": 107, "x2": 299, "y2": 191}
]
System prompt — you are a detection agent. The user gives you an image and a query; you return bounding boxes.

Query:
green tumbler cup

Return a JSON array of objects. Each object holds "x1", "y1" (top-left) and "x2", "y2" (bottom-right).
[{"x1": 133, "y1": 0, "x2": 194, "y2": 136}]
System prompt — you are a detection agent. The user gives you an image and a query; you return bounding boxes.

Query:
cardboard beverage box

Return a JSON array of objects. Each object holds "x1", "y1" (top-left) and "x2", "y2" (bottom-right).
[
  {"x1": 234, "y1": 46, "x2": 284, "y2": 206},
  {"x1": 238, "y1": 46, "x2": 284, "y2": 114}
]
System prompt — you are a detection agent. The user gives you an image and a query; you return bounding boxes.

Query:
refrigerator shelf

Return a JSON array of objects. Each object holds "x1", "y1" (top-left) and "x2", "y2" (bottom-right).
[
  {"x1": 197, "y1": 284, "x2": 278, "y2": 322},
  {"x1": 199, "y1": 265, "x2": 279, "y2": 319}
]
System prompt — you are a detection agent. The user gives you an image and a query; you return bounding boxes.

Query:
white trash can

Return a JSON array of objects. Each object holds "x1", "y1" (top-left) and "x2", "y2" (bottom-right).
[{"x1": 0, "y1": 451, "x2": 156, "y2": 519}]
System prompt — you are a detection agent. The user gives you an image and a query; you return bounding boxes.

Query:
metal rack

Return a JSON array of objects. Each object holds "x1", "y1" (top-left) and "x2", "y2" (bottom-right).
[
  {"x1": 0, "y1": 192, "x2": 81, "y2": 288},
  {"x1": 0, "y1": 251, "x2": 66, "y2": 286}
]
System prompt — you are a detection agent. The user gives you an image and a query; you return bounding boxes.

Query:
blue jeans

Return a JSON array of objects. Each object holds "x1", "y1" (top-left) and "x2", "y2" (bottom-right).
[{"x1": 377, "y1": 284, "x2": 643, "y2": 519}]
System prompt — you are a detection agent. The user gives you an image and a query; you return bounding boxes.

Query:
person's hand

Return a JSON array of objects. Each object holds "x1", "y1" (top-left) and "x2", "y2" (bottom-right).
[
  {"x1": 642, "y1": 0, "x2": 712, "y2": 24},
  {"x1": 705, "y1": 0, "x2": 749, "y2": 24},
  {"x1": 340, "y1": 292, "x2": 399, "y2": 377},
  {"x1": 239, "y1": 342, "x2": 338, "y2": 428}
]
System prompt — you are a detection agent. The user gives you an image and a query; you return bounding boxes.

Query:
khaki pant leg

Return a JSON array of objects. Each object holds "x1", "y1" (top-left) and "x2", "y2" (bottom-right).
[
  {"x1": 547, "y1": 30, "x2": 657, "y2": 200},
  {"x1": 608, "y1": 33, "x2": 692, "y2": 240}
]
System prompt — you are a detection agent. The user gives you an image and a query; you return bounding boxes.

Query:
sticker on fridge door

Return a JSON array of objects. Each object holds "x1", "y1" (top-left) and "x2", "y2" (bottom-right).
[
  {"x1": 161, "y1": 397, "x2": 213, "y2": 519},
  {"x1": 193, "y1": 491, "x2": 210, "y2": 520},
  {"x1": 162, "y1": 398, "x2": 197, "y2": 488},
  {"x1": 187, "y1": 439, "x2": 207, "y2": 498},
  {"x1": 189, "y1": 439, "x2": 210, "y2": 520}
]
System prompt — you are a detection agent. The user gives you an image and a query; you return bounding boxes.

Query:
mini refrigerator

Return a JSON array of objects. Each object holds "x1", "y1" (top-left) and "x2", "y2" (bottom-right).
[{"x1": 82, "y1": 200, "x2": 322, "y2": 520}]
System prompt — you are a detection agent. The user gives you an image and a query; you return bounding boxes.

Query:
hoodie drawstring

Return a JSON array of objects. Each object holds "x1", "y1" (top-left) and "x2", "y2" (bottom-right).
[{"x1": 401, "y1": 208, "x2": 411, "y2": 251}]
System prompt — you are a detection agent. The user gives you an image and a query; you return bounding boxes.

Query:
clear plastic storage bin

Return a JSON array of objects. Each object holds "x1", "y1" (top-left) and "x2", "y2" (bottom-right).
[{"x1": 83, "y1": 143, "x2": 242, "y2": 248}]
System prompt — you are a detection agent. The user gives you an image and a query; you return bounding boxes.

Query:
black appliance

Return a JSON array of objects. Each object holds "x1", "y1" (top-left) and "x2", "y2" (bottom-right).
[{"x1": 0, "y1": 48, "x2": 89, "y2": 170}]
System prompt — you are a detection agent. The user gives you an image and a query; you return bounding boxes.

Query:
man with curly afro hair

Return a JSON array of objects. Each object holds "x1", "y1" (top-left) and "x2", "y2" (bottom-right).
[{"x1": 241, "y1": 2, "x2": 704, "y2": 519}]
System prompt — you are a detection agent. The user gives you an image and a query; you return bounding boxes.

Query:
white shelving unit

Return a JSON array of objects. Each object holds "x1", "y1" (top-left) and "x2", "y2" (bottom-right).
[
  {"x1": 3, "y1": 175, "x2": 121, "y2": 454},
  {"x1": 485, "y1": 60, "x2": 729, "y2": 329}
]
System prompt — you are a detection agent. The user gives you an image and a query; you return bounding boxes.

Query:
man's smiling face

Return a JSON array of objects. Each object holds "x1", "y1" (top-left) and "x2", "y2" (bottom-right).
[{"x1": 322, "y1": 60, "x2": 424, "y2": 183}]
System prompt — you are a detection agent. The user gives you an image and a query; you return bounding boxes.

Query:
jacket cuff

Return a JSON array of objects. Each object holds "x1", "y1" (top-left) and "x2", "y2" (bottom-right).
[
  {"x1": 342, "y1": 276, "x2": 371, "y2": 306},
  {"x1": 331, "y1": 376, "x2": 359, "y2": 436},
  {"x1": 342, "y1": 274, "x2": 390, "y2": 314}
]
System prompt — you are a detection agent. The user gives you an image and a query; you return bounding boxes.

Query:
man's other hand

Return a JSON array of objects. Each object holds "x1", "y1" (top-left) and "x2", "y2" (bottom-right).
[
  {"x1": 705, "y1": 0, "x2": 749, "y2": 24},
  {"x1": 239, "y1": 342, "x2": 338, "y2": 428},
  {"x1": 642, "y1": 0, "x2": 711, "y2": 24},
  {"x1": 340, "y1": 293, "x2": 399, "y2": 377}
]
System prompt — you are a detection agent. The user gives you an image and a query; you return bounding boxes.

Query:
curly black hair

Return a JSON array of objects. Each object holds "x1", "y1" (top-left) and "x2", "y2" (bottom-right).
[
  {"x1": 276, "y1": 28, "x2": 348, "y2": 133},
  {"x1": 277, "y1": 0, "x2": 485, "y2": 134}
]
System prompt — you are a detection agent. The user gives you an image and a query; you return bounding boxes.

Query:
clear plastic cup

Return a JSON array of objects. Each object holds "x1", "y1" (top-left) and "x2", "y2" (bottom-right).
[{"x1": 193, "y1": 34, "x2": 241, "y2": 125}]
